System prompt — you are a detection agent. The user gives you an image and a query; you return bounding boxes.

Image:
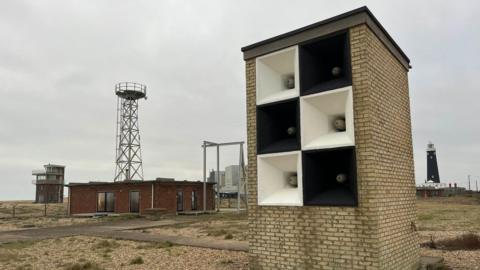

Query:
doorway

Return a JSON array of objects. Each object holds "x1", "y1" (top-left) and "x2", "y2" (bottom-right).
[
  {"x1": 191, "y1": 191, "x2": 198, "y2": 211},
  {"x1": 129, "y1": 191, "x2": 140, "y2": 213},
  {"x1": 176, "y1": 191, "x2": 184, "y2": 212}
]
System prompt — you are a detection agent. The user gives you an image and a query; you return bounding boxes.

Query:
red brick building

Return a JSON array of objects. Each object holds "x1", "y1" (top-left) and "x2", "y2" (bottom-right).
[{"x1": 67, "y1": 178, "x2": 215, "y2": 215}]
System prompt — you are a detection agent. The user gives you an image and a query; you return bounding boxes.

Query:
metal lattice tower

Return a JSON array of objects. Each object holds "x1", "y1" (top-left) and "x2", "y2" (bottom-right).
[{"x1": 114, "y1": 82, "x2": 147, "y2": 181}]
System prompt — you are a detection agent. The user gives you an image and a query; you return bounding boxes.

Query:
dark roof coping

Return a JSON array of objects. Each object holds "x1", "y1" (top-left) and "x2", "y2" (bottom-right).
[
  {"x1": 66, "y1": 180, "x2": 214, "y2": 187},
  {"x1": 241, "y1": 6, "x2": 410, "y2": 69}
]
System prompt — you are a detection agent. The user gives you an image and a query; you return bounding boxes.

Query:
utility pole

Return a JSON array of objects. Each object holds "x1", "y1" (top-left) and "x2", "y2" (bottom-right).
[
  {"x1": 216, "y1": 145, "x2": 220, "y2": 211},
  {"x1": 476, "y1": 180, "x2": 478, "y2": 192},
  {"x1": 203, "y1": 141, "x2": 207, "y2": 212},
  {"x1": 468, "y1": 175, "x2": 471, "y2": 191}
]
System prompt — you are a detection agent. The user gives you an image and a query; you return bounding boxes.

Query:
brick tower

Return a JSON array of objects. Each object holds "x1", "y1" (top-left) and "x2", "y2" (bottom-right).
[{"x1": 242, "y1": 7, "x2": 418, "y2": 269}]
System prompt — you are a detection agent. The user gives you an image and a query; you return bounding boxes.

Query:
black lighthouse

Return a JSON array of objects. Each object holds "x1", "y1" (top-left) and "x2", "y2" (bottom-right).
[{"x1": 427, "y1": 142, "x2": 440, "y2": 183}]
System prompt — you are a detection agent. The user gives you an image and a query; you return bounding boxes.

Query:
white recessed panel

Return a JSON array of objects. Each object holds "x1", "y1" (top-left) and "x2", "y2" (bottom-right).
[
  {"x1": 256, "y1": 46, "x2": 299, "y2": 105},
  {"x1": 257, "y1": 151, "x2": 302, "y2": 206},
  {"x1": 300, "y1": 86, "x2": 354, "y2": 150}
]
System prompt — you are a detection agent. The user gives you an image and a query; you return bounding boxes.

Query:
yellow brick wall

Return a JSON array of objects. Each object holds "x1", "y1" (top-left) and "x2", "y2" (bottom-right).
[
  {"x1": 358, "y1": 26, "x2": 419, "y2": 268},
  {"x1": 245, "y1": 25, "x2": 418, "y2": 269}
]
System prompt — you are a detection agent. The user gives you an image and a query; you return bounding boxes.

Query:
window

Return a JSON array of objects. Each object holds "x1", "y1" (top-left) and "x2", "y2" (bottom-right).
[
  {"x1": 97, "y1": 192, "x2": 115, "y2": 212},
  {"x1": 191, "y1": 191, "x2": 197, "y2": 211}
]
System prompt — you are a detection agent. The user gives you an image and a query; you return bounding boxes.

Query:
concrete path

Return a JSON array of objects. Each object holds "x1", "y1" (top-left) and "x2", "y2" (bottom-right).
[
  {"x1": 89, "y1": 231, "x2": 248, "y2": 252},
  {"x1": 0, "y1": 218, "x2": 248, "y2": 252}
]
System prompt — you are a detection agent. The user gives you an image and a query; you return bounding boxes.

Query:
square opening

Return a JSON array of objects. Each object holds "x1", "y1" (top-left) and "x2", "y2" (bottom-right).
[
  {"x1": 256, "y1": 46, "x2": 299, "y2": 105},
  {"x1": 300, "y1": 86, "x2": 354, "y2": 150},
  {"x1": 302, "y1": 147, "x2": 357, "y2": 206},
  {"x1": 299, "y1": 31, "x2": 351, "y2": 96},
  {"x1": 257, "y1": 99, "x2": 300, "y2": 154},
  {"x1": 257, "y1": 151, "x2": 302, "y2": 206}
]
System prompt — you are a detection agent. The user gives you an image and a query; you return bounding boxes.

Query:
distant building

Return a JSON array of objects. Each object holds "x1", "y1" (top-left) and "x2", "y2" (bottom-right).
[
  {"x1": 416, "y1": 182, "x2": 466, "y2": 197},
  {"x1": 32, "y1": 164, "x2": 65, "y2": 203},
  {"x1": 427, "y1": 142, "x2": 440, "y2": 183},
  {"x1": 225, "y1": 165, "x2": 240, "y2": 186},
  {"x1": 223, "y1": 165, "x2": 240, "y2": 192},
  {"x1": 208, "y1": 165, "x2": 246, "y2": 194},
  {"x1": 207, "y1": 169, "x2": 225, "y2": 185}
]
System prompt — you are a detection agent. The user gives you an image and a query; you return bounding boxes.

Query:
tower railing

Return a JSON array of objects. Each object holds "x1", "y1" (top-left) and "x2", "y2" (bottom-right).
[{"x1": 115, "y1": 82, "x2": 147, "y2": 99}]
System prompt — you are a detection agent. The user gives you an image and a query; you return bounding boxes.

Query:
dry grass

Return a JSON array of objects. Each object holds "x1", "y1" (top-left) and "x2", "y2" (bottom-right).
[
  {"x1": 0, "y1": 240, "x2": 36, "y2": 268},
  {"x1": 0, "y1": 200, "x2": 143, "y2": 232},
  {"x1": 129, "y1": 256, "x2": 144, "y2": 265},
  {"x1": 64, "y1": 261, "x2": 105, "y2": 270},
  {"x1": 136, "y1": 241, "x2": 173, "y2": 249},
  {"x1": 94, "y1": 240, "x2": 120, "y2": 250},
  {"x1": 417, "y1": 194, "x2": 480, "y2": 231},
  {"x1": 0, "y1": 216, "x2": 101, "y2": 232},
  {"x1": 0, "y1": 200, "x2": 100, "y2": 232},
  {"x1": 0, "y1": 200, "x2": 67, "y2": 218},
  {"x1": 143, "y1": 212, "x2": 248, "y2": 241}
]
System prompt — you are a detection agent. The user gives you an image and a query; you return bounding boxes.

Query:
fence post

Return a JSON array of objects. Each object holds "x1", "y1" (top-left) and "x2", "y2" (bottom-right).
[
  {"x1": 12, "y1": 205, "x2": 16, "y2": 218},
  {"x1": 44, "y1": 203, "x2": 47, "y2": 217}
]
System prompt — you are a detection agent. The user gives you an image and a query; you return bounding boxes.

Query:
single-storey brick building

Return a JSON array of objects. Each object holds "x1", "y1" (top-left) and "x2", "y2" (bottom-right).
[
  {"x1": 67, "y1": 178, "x2": 215, "y2": 215},
  {"x1": 416, "y1": 183, "x2": 466, "y2": 198}
]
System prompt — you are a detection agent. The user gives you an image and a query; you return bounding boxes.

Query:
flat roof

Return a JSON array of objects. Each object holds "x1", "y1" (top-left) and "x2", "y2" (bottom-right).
[
  {"x1": 66, "y1": 179, "x2": 215, "y2": 187},
  {"x1": 45, "y1": 164, "x2": 66, "y2": 168},
  {"x1": 241, "y1": 6, "x2": 410, "y2": 69}
]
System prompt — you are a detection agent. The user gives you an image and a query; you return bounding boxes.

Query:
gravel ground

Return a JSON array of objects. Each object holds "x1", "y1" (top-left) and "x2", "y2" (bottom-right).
[
  {"x1": 0, "y1": 197, "x2": 478, "y2": 269},
  {"x1": 0, "y1": 236, "x2": 248, "y2": 270},
  {"x1": 417, "y1": 196, "x2": 480, "y2": 269}
]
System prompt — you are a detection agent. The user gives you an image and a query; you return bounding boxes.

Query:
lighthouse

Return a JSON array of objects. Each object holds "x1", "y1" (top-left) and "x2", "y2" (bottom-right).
[{"x1": 427, "y1": 142, "x2": 440, "y2": 183}]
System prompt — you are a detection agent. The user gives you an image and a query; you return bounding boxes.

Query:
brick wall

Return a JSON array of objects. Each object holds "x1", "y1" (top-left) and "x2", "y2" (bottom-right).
[
  {"x1": 36, "y1": 184, "x2": 63, "y2": 203},
  {"x1": 152, "y1": 183, "x2": 214, "y2": 212},
  {"x1": 245, "y1": 25, "x2": 418, "y2": 269},
  {"x1": 69, "y1": 182, "x2": 215, "y2": 215},
  {"x1": 355, "y1": 25, "x2": 419, "y2": 269}
]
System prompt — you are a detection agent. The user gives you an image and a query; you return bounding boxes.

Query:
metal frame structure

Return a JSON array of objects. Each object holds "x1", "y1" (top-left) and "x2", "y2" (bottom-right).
[
  {"x1": 202, "y1": 140, "x2": 247, "y2": 212},
  {"x1": 467, "y1": 175, "x2": 480, "y2": 192},
  {"x1": 114, "y1": 82, "x2": 147, "y2": 182}
]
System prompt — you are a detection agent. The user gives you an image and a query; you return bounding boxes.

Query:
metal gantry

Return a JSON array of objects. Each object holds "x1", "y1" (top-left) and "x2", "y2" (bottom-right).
[
  {"x1": 202, "y1": 140, "x2": 247, "y2": 212},
  {"x1": 114, "y1": 82, "x2": 147, "y2": 182}
]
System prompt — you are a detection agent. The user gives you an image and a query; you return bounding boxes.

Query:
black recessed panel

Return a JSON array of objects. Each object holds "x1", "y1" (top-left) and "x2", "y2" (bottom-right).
[
  {"x1": 299, "y1": 31, "x2": 352, "y2": 96},
  {"x1": 257, "y1": 99, "x2": 300, "y2": 154},
  {"x1": 302, "y1": 147, "x2": 357, "y2": 206}
]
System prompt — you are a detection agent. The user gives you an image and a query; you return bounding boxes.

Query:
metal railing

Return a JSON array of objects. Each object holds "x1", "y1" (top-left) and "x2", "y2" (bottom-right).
[
  {"x1": 32, "y1": 179, "x2": 64, "y2": 185},
  {"x1": 115, "y1": 82, "x2": 147, "y2": 94}
]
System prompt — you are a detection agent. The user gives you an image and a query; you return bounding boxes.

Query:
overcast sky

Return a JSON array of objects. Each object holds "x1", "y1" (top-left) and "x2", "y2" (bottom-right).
[{"x1": 1, "y1": 0, "x2": 479, "y2": 200}]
